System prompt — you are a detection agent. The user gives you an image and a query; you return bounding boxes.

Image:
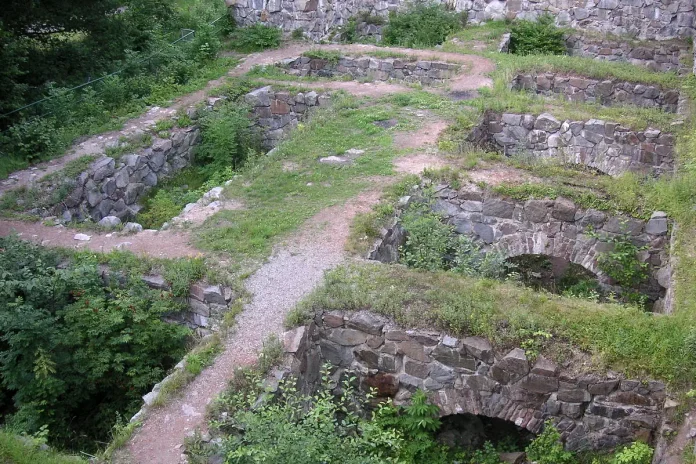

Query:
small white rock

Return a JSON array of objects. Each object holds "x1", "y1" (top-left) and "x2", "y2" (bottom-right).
[{"x1": 74, "y1": 233, "x2": 91, "y2": 241}]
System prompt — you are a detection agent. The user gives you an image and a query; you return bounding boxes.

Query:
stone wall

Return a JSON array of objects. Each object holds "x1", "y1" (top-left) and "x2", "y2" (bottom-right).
[
  {"x1": 512, "y1": 73, "x2": 682, "y2": 113},
  {"x1": 140, "y1": 275, "x2": 237, "y2": 335},
  {"x1": 230, "y1": 0, "x2": 695, "y2": 41},
  {"x1": 63, "y1": 127, "x2": 200, "y2": 222},
  {"x1": 283, "y1": 311, "x2": 670, "y2": 451},
  {"x1": 565, "y1": 34, "x2": 692, "y2": 73},
  {"x1": 244, "y1": 85, "x2": 330, "y2": 148},
  {"x1": 370, "y1": 187, "x2": 672, "y2": 310},
  {"x1": 283, "y1": 55, "x2": 461, "y2": 85},
  {"x1": 468, "y1": 112, "x2": 676, "y2": 177}
]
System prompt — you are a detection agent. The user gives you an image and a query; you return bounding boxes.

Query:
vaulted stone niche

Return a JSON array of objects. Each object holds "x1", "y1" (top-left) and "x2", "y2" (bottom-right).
[
  {"x1": 369, "y1": 188, "x2": 674, "y2": 312},
  {"x1": 279, "y1": 55, "x2": 461, "y2": 86},
  {"x1": 283, "y1": 311, "x2": 670, "y2": 452},
  {"x1": 511, "y1": 73, "x2": 683, "y2": 113},
  {"x1": 467, "y1": 112, "x2": 676, "y2": 177}
]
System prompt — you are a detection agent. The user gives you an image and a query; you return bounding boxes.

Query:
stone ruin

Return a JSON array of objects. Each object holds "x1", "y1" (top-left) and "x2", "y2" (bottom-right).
[
  {"x1": 511, "y1": 73, "x2": 683, "y2": 113},
  {"x1": 281, "y1": 310, "x2": 673, "y2": 452},
  {"x1": 369, "y1": 186, "x2": 674, "y2": 312},
  {"x1": 281, "y1": 55, "x2": 461, "y2": 85},
  {"x1": 467, "y1": 112, "x2": 676, "y2": 177},
  {"x1": 31, "y1": 86, "x2": 330, "y2": 223}
]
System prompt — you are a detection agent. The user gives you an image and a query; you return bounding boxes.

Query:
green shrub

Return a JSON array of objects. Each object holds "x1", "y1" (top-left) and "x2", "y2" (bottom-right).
[
  {"x1": 509, "y1": 13, "x2": 566, "y2": 56},
  {"x1": 613, "y1": 442, "x2": 653, "y2": 464},
  {"x1": 592, "y1": 231, "x2": 649, "y2": 289},
  {"x1": 0, "y1": 237, "x2": 189, "y2": 451},
  {"x1": 400, "y1": 204, "x2": 510, "y2": 278},
  {"x1": 382, "y1": 2, "x2": 463, "y2": 47},
  {"x1": 291, "y1": 28, "x2": 305, "y2": 40},
  {"x1": 197, "y1": 102, "x2": 259, "y2": 173},
  {"x1": 229, "y1": 24, "x2": 282, "y2": 52},
  {"x1": 525, "y1": 421, "x2": 575, "y2": 464}
]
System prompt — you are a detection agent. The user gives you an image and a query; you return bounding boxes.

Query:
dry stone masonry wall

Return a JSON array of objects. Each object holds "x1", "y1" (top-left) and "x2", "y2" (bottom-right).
[
  {"x1": 244, "y1": 85, "x2": 330, "y2": 148},
  {"x1": 230, "y1": 0, "x2": 695, "y2": 41},
  {"x1": 565, "y1": 34, "x2": 692, "y2": 73},
  {"x1": 65, "y1": 128, "x2": 200, "y2": 222},
  {"x1": 468, "y1": 112, "x2": 676, "y2": 177},
  {"x1": 283, "y1": 311, "x2": 669, "y2": 451},
  {"x1": 282, "y1": 55, "x2": 461, "y2": 85},
  {"x1": 512, "y1": 73, "x2": 682, "y2": 113},
  {"x1": 371, "y1": 188, "x2": 673, "y2": 310},
  {"x1": 141, "y1": 275, "x2": 237, "y2": 335}
]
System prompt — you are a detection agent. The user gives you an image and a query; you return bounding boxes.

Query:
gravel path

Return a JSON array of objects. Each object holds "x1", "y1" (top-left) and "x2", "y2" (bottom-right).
[{"x1": 121, "y1": 189, "x2": 382, "y2": 463}]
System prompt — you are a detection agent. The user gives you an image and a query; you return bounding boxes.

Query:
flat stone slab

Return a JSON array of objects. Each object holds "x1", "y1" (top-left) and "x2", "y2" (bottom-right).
[{"x1": 318, "y1": 148, "x2": 365, "y2": 166}]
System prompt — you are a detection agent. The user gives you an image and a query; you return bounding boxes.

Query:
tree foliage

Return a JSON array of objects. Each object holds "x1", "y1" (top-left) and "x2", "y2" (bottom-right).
[
  {"x1": 0, "y1": 237, "x2": 190, "y2": 451},
  {"x1": 382, "y1": 2, "x2": 465, "y2": 48}
]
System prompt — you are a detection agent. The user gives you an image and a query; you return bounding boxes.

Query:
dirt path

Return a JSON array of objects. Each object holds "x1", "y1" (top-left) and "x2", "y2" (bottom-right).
[
  {"x1": 121, "y1": 189, "x2": 382, "y2": 464},
  {"x1": 0, "y1": 220, "x2": 201, "y2": 258},
  {"x1": 0, "y1": 43, "x2": 492, "y2": 197}
]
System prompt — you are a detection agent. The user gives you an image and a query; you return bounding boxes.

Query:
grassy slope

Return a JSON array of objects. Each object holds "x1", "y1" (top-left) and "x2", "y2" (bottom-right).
[{"x1": 289, "y1": 263, "x2": 696, "y2": 386}]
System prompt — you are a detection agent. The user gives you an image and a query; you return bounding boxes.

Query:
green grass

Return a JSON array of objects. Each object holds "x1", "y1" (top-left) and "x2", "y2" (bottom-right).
[
  {"x1": 136, "y1": 167, "x2": 209, "y2": 229},
  {"x1": 288, "y1": 263, "x2": 696, "y2": 387},
  {"x1": 302, "y1": 49, "x2": 343, "y2": 64},
  {"x1": 0, "y1": 431, "x2": 85, "y2": 463},
  {"x1": 193, "y1": 93, "x2": 406, "y2": 257}
]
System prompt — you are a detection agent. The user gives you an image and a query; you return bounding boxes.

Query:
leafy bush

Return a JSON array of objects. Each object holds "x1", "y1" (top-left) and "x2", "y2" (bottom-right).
[
  {"x1": 0, "y1": 237, "x2": 190, "y2": 451},
  {"x1": 400, "y1": 204, "x2": 510, "y2": 278},
  {"x1": 509, "y1": 14, "x2": 566, "y2": 56},
  {"x1": 525, "y1": 421, "x2": 574, "y2": 464},
  {"x1": 593, "y1": 231, "x2": 649, "y2": 289},
  {"x1": 613, "y1": 442, "x2": 653, "y2": 464},
  {"x1": 382, "y1": 2, "x2": 463, "y2": 47},
  {"x1": 229, "y1": 24, "x2": 282, "y2": 52},
  {"x1": 197, "y1": 102, "x2": 260, "y2": 173},
  {"x1": 217, "y1": 366, "x2": 458, "y2": 463}
]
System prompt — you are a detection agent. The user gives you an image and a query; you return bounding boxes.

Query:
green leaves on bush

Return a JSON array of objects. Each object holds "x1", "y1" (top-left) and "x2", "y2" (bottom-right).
[
  {"x1": 525, "y1": 421, "x2": 574, "y2": 464},
  {"x1": 591, "y1": 230, "x2": 649, "y2": 288},
  {"x1": 382, "y1": 2, "x2": 465, "y2": 47},
  {"x1": 400, "y1": 203, "x2": 511, "y2": 278},
  {"x1": 197, "y1": 102, "x2": 260, "y2": 173},
  {"x1": 509, "y1": 14, "x2": 566, "y2": 56},
  {"x1": 229, "y1": 24, "x2": 282, "y2": 52},
  {"x1": 0, "y1": 237, "x2": 190, "y2": 451}
]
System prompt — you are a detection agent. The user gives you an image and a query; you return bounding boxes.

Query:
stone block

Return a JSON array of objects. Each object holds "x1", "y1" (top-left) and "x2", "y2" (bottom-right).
[
  {"x1": 461, "y1": 337, "x2": 494, "y2": 363},
  {"x1": 552, "y1": 197, "x2": 577, "y2": 221},
  {"x1": 346, "y1": 312, "x2": 386, "y2": 335},
  {"x1": 398, "y1": 340, "x2": 430, "y2": 362},
  {"x1": 284, "y1": 326, "x2": 307, "y2": 354},
  {"x1": 534, "y1": 113, "x2": 561, "y2": 131},
  {"x1": 518, "y1": 373, "x2": 559, "y2": 394},
  {"x1": 531, "y1": 356, "x2": 558, "y2": 377},
  {"x1": 405, "y1": 360, "x2": 430, "y2": 378},
  {"x1": 328, "y1": 328, "x2": 369, "y2": 346},
  {"x1": 482, "y1": 198, "x2": 516, "y2": 218}
]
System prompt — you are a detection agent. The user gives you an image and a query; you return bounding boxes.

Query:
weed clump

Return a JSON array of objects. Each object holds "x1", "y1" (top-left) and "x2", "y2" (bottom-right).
[
  {"x1": 509, "y1": 14, "x2": 566, "y2": 56},
  {"x1": 382, "y1": 2, "x2": 465, "y2": 48}
]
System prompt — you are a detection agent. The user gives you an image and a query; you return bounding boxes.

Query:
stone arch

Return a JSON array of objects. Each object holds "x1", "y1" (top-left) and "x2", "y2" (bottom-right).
[
  {"x1": 283, "y1": 311, "x2": 668, "y2": 452},
  {"x1": 489, "y1": 230, "x2": 603, "y2": 280}
]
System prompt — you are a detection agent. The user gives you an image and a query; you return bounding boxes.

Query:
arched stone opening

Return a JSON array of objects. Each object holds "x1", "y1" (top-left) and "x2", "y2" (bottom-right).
[
  {"x1": 506, "y1": 254, "x2": 602, "y2": 297},
  {"x1": 437, "y1": 413, "x2": 536, "y2": 453}
]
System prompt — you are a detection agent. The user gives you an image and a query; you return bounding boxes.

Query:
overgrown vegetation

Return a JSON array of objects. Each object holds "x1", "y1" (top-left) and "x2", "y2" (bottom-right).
[
  {"x1": 382, "y1": 2, "x2": 466, "y2": 48},
  {"x1": 0, "y1": 0, "x2": 235, "y2": 178},
  {"x1": 400, "y1": 201, "x2": 510, "y2": 279},
  {"x1": 509, "y1": 14, "x2": 567, "y2": 56},
  {"x1": 0, "y1": 236, "x2": 192, "y2": 452},
  {"x1": 0, "y1": 431, "x2": 85, "y2": 464},
  {"x1": 228, "y1": 24, "x2": 282, "y2": 52}
]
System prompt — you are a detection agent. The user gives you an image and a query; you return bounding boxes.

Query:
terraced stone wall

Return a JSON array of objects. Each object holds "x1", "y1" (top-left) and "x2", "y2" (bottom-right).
[
  {"x1": 565, "y1": 35, "x2": 692, "y2": 73},
  {"x1": 283, "y1": 311, "x2": 670, "y2": 451},
  {"x1": 282, "y1": 56, "x2": 461, "y2": 85},
  {"x1": 512, "y1": 73, "x2": 682, "y2": 113},
  {"x1": 64, "y1": 127, "x2": 200, "y2": 222},
  {"x1": 230, "y1": 0, "x2": 694, "y2": 41},
  {"x1": 468, "y1": 112, "x2": 676, "y2": 177},
  {"x1": 244, "y1": 85, "x2": 330, "y2": 149}
]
